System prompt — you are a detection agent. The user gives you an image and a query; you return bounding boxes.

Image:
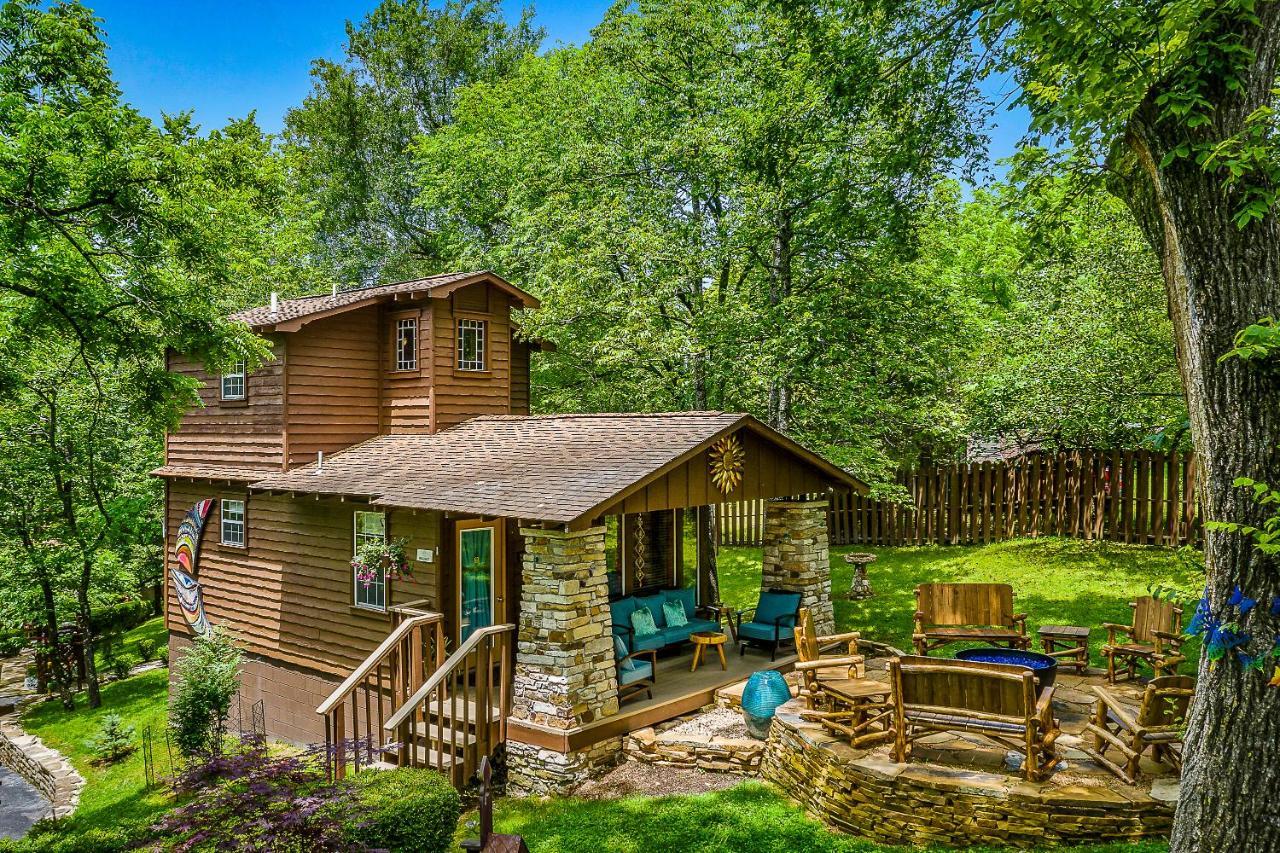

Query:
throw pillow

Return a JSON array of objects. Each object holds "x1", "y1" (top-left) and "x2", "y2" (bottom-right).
[
  {"x1": 662, "y1": 600, "x2": 688, "y2": 628},
  {"x1": 613, "y1": 634, "x2": 634, "y2": 671},
  {"x1": 631, "y1": 607, "x2": 658, "y2": 638}
]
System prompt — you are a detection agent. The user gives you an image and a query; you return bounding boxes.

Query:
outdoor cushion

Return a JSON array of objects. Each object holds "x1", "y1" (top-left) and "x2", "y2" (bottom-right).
[
  {"x1": 663, "y1": 600, "x2": 688, "y2": 628},
  {"x1": 738, "y1": 620, "x2": 790, "y2": 642},
  {"x1": 632, "y1": 631, "x2": 666, "y2": 652},
  {"x1": 755, "y1": 591, "x2": 801, "y2": 626},
  {"x1": 610, "y1": 597, "x2": 637, "y2": 631},
  {"x1": 618, "y1": 658, "x2": 653, "y2": 686},
  {"x1": 631, "y1": 606, "x2": 658, "y2": 638},
  {"x1": 663, "y1": 587, "x2": 697, "y2": 620},
  {"x1": 683, "y1": 618, "x2": 719, "y2": 635},
  {"x1": 635, "y1": 594, "x2": 667, "y2": 629},
  {"x1": 613, "y1": 634, "x2": 635, "y2": 670}
]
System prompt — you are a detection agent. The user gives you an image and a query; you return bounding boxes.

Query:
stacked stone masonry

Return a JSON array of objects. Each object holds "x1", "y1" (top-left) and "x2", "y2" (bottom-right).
[
  {"x1": 761, "y1": 500, "x2": 834, "y2": 636},
  {"x1": 0, "y1": 717, "x2": 85, "y2": 819},
  {"x1": 625, "y1": 726, "x2": 763, "y2": 774},
  {"x1": 761, "y1": 710, "x2": 1174, "y2": 848},
  {"x1": 508, "y1": 526, "x2": 622, "y2": 794}
]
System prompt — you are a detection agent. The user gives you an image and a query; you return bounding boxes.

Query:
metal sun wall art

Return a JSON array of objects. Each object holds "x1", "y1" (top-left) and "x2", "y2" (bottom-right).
[
  {"x1": 709, "y1": 434, "x2": 745, "y2": 494},
  {"x1": 172, "y1": 498, "x2": 214, "y2": 638}
]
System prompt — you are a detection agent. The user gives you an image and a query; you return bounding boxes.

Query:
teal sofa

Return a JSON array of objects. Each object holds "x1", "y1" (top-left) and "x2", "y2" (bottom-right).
[{"x1": 610, "y1": 588, "x2": 722, "y2": 654}]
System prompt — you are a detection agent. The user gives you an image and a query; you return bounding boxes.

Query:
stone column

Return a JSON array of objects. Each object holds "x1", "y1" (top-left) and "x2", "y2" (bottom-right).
[
  {"x1": 507, "y1": 525, "x2": 622, "y2": 795},
  {"x1": 760, "y1": 499, "x2": 834, "y2": 636}
]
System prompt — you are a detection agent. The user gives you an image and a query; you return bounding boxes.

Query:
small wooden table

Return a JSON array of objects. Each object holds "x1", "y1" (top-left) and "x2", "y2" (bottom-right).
[
  {"x1": 1039, "y1": 624, "x2": 1090, "y2": 673},
  {"x1": 810, "y1": 678, "x2": 893, "y2": 748},
  {"x1": 689, "y1": 631, "x2": 728, "y2": 672}
]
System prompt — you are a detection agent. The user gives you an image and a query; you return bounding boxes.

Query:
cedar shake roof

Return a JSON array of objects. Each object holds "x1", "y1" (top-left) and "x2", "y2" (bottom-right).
[
  {"x1": 247, "y1": 413, "x2": 864, "y2": 524},
  {"x1": 231, "y1": 271, "x2": 540, "y2": 331}
]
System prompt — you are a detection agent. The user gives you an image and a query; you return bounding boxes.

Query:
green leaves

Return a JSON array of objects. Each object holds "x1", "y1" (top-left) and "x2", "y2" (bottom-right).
[{"x1": 1219, "y1": 317, "x2": 1280, "y2": 362}]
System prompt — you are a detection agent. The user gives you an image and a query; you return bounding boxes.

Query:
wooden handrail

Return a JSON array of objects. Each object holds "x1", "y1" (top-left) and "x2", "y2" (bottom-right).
[
  {"x1": 384, "y1": 623, "x2": 515, "y2": 731},
  {"x1": 317, "y1": 611, "x2": 443, "y2": 715}
]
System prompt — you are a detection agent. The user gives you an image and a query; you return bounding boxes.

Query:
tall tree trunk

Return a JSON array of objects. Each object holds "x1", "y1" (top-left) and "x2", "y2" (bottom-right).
[
  {"x1": 1115, "y1": 16, "x2": 1280, "y2": 846},
  {"x1": 77, "y1": 580, "x2": 101, "y2": 709},
  {"x1": 767, "y1": 215, "x2": 794, "y2": 431}
]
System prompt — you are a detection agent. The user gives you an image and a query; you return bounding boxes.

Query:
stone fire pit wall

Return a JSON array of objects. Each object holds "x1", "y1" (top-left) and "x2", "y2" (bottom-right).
[
  {"x1": 625, "y1": 726, "x2": 764, "y2": 775},
  {"x1": 761, "y1": 712, "x2": 1174, "y2": 848}
]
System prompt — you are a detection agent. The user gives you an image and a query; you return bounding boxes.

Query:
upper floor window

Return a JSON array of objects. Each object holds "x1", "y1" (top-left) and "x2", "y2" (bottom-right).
[
  {"x1": 220, "y1": 499, "x2": 246, "y2": 547},
  {"x1": 353, "y1": 510, "x2": 387, "y2": 611},
  {"x1": 221, "y1": 361, "x2": 246, "y2": 400},
  {"x1": 395, "y1": 318, "x2": 417, "y2": 371},
  {"x1": 457, "y1": 319, "x2": 486, "y2": 372}
]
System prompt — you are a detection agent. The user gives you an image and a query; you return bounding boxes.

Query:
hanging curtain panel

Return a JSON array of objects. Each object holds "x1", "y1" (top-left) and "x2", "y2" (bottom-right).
[{"x1": 460, "y1": 526, "x2": 494, "y2": 641}]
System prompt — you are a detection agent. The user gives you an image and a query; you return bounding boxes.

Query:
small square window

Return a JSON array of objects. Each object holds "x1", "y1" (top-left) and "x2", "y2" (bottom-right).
[
  {"x1": 457, "y1": 319, "x2": 486, "y2": 371},
  {"x1": 394, "y1": 318, "x2": 417, "y2": 371},
  {"x1": 221, "y1": 361, "x2": 246, "y2": 400},
  {"x1": 353, "y1": 511, "x2": 387, "y2": 611},
  {"x1": 220, "y1": 499, "x2": 245, "y2": 547}
]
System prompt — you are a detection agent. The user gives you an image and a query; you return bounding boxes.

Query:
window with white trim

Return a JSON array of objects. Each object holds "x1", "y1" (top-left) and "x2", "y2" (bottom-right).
[
  {"x1": 394, "y1": 318, "x2": 417, "y2": 370},
  {"x1": 457, "y1": 319, "x2": 486, "y2": 371},
  {"x1": 353, "y1": 511, "x2": 387, "y2": 611},
  {"x1": 221, "y1": 361, "x2": 246, "y2": 400},
  {"x1": 220, "y1": 499, "x2": 245, "y2": 547}
]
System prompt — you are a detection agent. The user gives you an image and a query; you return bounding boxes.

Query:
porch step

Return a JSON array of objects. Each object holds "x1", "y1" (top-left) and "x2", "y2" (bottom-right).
[
  {"x1": 427, "y1": 697, "x2": 502, "y2": 725},
  {"x1": 381, "y1": 742, "x2": 459, "y2": 769},
  {"x1": 406, "y1": 722, "x2": 479, "y2": 749}
]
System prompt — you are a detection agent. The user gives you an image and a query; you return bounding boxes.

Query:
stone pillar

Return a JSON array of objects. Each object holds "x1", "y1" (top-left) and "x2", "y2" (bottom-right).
[
  {"x1": 507, "y1": 525, "x2": 622, "y2": 795},
  {"x1": 760, "y1": 499, "x2": 834, "y2": 636}
]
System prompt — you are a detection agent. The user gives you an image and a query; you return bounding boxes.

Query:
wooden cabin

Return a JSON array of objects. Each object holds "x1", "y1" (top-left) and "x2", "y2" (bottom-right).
[{"x1": 156, "y1": 271, "x2": 864, "y2": 793}]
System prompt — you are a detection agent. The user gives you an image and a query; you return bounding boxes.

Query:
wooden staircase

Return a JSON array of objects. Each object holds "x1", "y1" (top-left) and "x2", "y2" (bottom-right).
[{"x1": 317, "y1": 604, "x2": 515, "y2": 789}]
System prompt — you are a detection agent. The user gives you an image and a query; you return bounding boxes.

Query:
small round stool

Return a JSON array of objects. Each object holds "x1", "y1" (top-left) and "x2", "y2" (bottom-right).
[{"x1": 690, "y1": 631, "x2": 728, "y2": 672}]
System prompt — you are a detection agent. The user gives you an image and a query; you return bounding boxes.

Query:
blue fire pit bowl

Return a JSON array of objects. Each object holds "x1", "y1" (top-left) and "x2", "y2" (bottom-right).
[
  {"x1": 955, "y1": 647, "x2": 1059, "y2": 690},
  {"x1": 741, "y1": 670, "x2": 792, "y2": 740}
]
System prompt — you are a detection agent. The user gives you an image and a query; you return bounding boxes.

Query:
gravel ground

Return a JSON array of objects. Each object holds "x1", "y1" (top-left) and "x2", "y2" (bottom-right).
[
  {"x1": 572, "y1": 760, "x2": 746, "y2": 799},
  {"x1": 662, "y1": 707, "x2": 750, "y2": 740}
]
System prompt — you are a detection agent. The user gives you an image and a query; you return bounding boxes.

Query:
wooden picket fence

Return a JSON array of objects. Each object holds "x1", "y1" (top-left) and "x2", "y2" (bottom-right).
[{"x1": 718, "y1": 449, "x2": 1201, "y2": 548}]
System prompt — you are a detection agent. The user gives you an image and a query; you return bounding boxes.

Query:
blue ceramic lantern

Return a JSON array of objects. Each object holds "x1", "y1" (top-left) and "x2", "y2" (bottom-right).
[{"x1": 741, "y1": 670, "x2": 791, "y2": 739}]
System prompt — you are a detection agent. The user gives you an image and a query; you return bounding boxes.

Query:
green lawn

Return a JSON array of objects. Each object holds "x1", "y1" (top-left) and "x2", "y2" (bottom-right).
[
  {"x1": 93, "y1": 615, "x2": 167, "y2": 672},
  {"x1": 470, "y1": 782, "x2": 1169, "y2": 853},
  {"x1": 719, "y1": 537, "x2": 1202, "y2": 666},
  {"x1": 20, "y1": 662, "x2": 177, "y2": 838}
]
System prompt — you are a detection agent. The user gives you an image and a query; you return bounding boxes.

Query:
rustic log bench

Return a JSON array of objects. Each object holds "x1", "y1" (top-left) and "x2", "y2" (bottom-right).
[
  {"x1": 912, "y1": 582, "x2": 1029, "y2": 655},
  {"x1": 889, "y1": 655, "x2": 1061, "y2": 782}
]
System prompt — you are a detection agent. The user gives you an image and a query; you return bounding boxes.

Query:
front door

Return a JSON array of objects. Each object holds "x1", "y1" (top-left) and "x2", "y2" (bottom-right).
[{"x1": 456, "y1": 519, "x2": 503, "y2": 642}]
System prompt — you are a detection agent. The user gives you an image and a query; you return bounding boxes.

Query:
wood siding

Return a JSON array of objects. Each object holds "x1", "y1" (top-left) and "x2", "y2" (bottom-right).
[
  {"x1": 510, "y1": 340, "x2": 530, "y2": 416},
  {"x1": 381, "y1": 303, "x2": 433, "y2": 433},
  {"x1": 165, "y1": 342, "x2": 286, "y2": 472},
  {"x1": 592, "y1": 428, "x2": 834, "y2": 520},
  {"x1": 165, "y1": 481, "x2": 444, "y2": 676},
  {"x1": 432, "y1": 284, "x2": 516, "y2": 431},
  {"x1": 285, "y1": 308, "x2": 381, "y2": 466}
]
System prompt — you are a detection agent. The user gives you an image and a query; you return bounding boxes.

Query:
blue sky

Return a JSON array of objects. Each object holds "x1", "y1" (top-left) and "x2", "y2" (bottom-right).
[{"x1": 89, "y1": 0, "x2": 1028, "y2": 180}]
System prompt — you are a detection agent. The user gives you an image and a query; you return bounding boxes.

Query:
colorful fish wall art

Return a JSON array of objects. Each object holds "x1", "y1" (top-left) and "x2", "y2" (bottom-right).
[{"x1": 171, "y1": 499, "x2": 214, "y2": 637}]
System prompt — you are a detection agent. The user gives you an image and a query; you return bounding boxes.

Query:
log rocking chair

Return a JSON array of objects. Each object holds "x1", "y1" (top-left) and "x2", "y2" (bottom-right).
[
  {"x1": 1084, "y1": 675, "x2": 1194, "y2": 784},
  {"x1": 792, "y1": 608, "x2": 891, "y2": 748},
  {"x1": 1101, "y1": 596, "x2": 1186, "y2": 683}
]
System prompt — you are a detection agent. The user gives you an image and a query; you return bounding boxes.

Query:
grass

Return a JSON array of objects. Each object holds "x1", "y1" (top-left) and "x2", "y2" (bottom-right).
[
  {"x1": 468, "y1": 782, "x2": 1169, "y2": 853},
  {"x1": 21, "y1": 657, "x2": 177, "y2": 836},
  {"x1": 718, "y1": 537, "x2": 1202, "y2": 666},
  {"x1": 93, "y1": 616, "x2": 167, "y2": 672}
]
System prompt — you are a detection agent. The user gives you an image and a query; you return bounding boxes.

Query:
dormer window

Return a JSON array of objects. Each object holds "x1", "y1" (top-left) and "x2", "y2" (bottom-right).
[
  {"x1": 457, "y1": 319, "x2": 486, "y2": 372},
  {"x1": 395, "y1": 318, "x2": 418, "y2": 371},
  {"x1": 221, "y1": 361, "x2": 246, "y2": 400}
]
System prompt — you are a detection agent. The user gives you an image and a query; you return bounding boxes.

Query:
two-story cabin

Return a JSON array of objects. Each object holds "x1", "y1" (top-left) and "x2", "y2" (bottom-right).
[{"x1": 156, "y1": 271, "x2": 864, "y2": 794}]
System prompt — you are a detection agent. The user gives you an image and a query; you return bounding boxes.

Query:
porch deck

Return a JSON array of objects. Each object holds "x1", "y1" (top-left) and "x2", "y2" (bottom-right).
[{"x1": 508, "y1": 631, "x2": 796, "y2": 753}]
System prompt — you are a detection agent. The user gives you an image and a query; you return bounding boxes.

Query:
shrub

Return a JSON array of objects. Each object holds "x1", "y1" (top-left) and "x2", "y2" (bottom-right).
[
  {"x1": 169, "y1": 627, "x2": 242, "y2": 759},
  {"x1": 0, "y1": 630, "x2": 25, "y2": 658},
  {"x1": 87, "y1": 598, "x2": 150, "y2": 635},
  {"x1": 106, "y1": 654, "x2": 134, "y2": 680},
  {"x1": 158, "y1": 647, "x2": 170, "y2": 667},
  {"x1": 136, "y1": 637, "x2": 158, "y2": 661},
  {"x1": 0, "y1": 821, "x2": 149, "y2": 852},
  {"x1": 344, "y1": 767, "x2": 461, "y2": 853},
  {"x1": 86, "y1": 713, "x2": 135, "y2": 763}
]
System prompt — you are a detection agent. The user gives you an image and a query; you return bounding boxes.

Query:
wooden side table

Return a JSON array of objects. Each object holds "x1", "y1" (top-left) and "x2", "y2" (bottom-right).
[
  {"x1": 690, "y1": 631, "x2": 728, "y2": 672},
  {"x1": 807, "y1": 678, "x2": 893, "y2": 748},
  {"x1": 1039, "y1": 625, "x2": 1090, "y2": 673}
]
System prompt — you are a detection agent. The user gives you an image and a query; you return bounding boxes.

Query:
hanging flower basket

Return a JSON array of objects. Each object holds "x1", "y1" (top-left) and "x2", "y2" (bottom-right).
[{"x1": 352, "y1": 538, "x2": 413, "y2": 588}]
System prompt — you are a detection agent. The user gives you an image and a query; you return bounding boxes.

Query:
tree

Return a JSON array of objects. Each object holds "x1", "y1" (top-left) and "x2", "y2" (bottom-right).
[
  {"x1": 169, "y1": 627, "x2": 243, "y2": 760},
  {"x1": 948, "y1": 1, "x2": 1280, "y2": 846},
  {"x1": 284, "y1": 0, "x2": 543, "y2": 284}
]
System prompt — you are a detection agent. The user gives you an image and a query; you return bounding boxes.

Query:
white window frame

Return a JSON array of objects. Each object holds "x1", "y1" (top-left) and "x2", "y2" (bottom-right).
[
  {"x1": 353, "y1": 510, "x2": 387, "y2": 611},
  {"x1": 220, "y1": 499, "x2": 246, "y2": 547},
  {"x1": 394, "y1": 318, "x2": 418, "y2": 371},
  {"x1": 457, "y1": 318, "x2": 487, "y2": 372},
  {"x1": 220, "y1": 361, "x2": 246, "y2": 400}
]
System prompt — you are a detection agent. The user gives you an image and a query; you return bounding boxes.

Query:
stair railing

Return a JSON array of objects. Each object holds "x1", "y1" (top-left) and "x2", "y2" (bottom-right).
[
  {"x1": 383, "y1": 623, "x2": 515, "y2": 788},
  {"x1": 317, "y1": 609, "x2": 446, "y2": 779}
]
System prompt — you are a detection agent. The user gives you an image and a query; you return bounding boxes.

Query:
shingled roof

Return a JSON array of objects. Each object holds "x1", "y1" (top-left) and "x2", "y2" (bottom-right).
[
  {"x1": 231, "y1": 271, "x2": 539, "y2": 331},
  {"x1": 248, "y1": 413, "x2": 863, "y2": 524}
]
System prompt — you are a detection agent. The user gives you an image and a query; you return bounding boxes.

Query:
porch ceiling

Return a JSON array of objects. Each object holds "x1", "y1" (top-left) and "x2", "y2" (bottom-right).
[{"x1": 248, "y1": 412, "x2": 865, "y2": 524}]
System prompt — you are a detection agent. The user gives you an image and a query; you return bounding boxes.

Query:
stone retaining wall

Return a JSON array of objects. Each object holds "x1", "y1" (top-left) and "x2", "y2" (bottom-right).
[
  {"x1": 625, "y1": 726, "x2": 763, "y2": 774},
  {"x1": 761, "y1": 711, "x2": 1173, "y2": 848},
  {"x1": 0, "y1": 717, "x2": 84, "y2": 819}
]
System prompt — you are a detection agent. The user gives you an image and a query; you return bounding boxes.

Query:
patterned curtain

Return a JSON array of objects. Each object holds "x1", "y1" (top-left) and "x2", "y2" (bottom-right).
[{"x1": 460, "y1": 528, "x2": 493, "y2": 641}]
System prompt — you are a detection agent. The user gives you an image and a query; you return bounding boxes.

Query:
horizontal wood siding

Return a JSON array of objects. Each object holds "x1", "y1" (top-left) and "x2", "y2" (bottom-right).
[
  {"x1": 510, "y1": 340, "x2": 530, "y2": 416},
  {"x1": 432, "y1": 283, "x2": 515, "y2": 431},
  {"x1": 166, "y1": 481, "x2": 443, "y2": 676},
  {"x1": 382, "y1": 303, "x2": 433, "y2": 433},
  {"x1": 594, "y1": 428, "x2": 833, "y2": 519},
  {"x1": 165, "y1": 343, "x2": 286, "y2": 472},
  {"x1": 286, "y1": 308, "x2": 381, "y2": 466}
]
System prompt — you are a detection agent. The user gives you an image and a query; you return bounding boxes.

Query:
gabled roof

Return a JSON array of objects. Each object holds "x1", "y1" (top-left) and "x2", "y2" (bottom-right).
[
  {"x1": 232, "y1": 271, "x2": 540, "y2": 332},
  {"x1": 248, "y1": 412, "x2": 865, "y2": 524}
]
